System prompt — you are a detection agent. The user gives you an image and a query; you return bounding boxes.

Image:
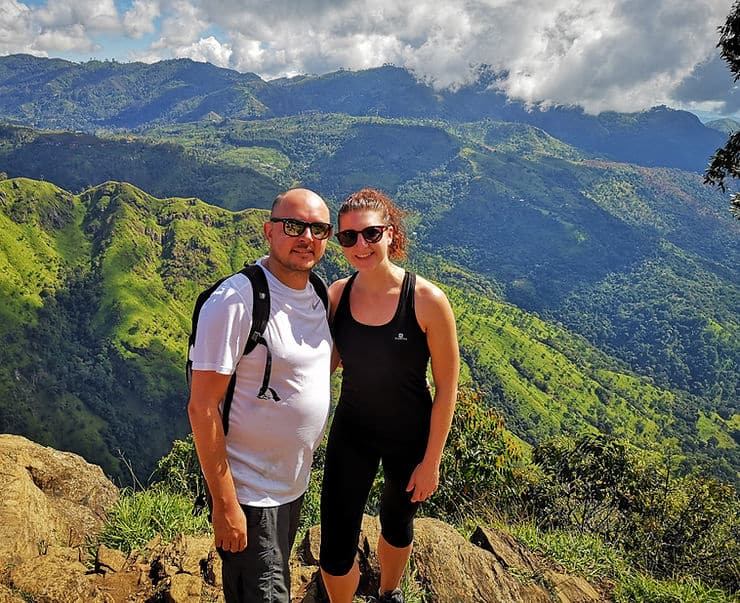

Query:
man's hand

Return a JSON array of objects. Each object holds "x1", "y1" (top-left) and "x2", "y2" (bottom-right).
[{"x1": 213, "y1": 501, "x2": 248, "y2": 552}]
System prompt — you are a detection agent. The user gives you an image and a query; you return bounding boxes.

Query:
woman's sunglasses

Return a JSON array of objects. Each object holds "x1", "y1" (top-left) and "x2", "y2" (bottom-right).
[
  {"x1": 270, "y1": 218, "x2": 333, "y2": 240},
  {"x1": 335, "y1": 225, "x2": 388, "y2": 247}
]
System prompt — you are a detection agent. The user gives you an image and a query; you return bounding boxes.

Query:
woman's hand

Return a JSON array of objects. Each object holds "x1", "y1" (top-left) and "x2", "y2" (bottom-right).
[{"x1": 406, "y1": 459, "x2": 440, "y2": 503}]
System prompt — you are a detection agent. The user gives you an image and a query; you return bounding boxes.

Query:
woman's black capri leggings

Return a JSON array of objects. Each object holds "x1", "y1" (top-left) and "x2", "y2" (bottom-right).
[{"x1": 319, "y1": 423, "x2": 426, "y2": 576}]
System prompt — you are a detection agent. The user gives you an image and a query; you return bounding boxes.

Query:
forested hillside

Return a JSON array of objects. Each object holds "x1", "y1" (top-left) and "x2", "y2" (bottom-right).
[
  {"x1": 0, "y1": 178, "x2": 270, "y2": 477},
  {"x1": 0, "y1": 55, "x2": 737, "y2": 486},
  {"x1": 0, "y1": 177, "x2": 736, "y2": 485}
]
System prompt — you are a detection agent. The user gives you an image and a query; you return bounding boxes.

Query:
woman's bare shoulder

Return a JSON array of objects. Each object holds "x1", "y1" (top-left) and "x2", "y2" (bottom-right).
[{"x1": 414, "y1": 274, "x2": 447, "y2": 304}]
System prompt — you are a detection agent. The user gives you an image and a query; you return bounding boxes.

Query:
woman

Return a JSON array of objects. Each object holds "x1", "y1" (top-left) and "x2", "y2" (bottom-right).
[{"x1": 319, "y1": 188, "x2": 460, "y2": 603}]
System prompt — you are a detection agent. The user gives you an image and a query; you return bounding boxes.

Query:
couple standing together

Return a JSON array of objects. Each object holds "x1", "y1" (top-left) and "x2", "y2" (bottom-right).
[{"x1": 188, "y1": 187, "x2": 460, "y2": 603}]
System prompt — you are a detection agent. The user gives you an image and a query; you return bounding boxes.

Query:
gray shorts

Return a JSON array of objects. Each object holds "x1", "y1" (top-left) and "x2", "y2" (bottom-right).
[{"x1": 217, "y1": 495, "x2": 303, "y2": 603}]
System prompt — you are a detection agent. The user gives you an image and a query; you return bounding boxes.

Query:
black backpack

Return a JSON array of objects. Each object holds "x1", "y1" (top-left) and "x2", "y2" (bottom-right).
[{"x1": 186, "y1": 263, "x2": 329, "y2": 436}]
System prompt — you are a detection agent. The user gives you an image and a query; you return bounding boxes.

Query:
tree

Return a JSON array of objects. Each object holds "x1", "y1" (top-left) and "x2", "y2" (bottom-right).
[{"x1": 705, "y1": 1, "x2": 740, "y2": 219}]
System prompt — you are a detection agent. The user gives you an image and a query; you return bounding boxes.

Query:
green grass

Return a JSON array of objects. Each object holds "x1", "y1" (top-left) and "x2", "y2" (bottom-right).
[
  {"x1": 98, "y1": 485, "x2": 211, "y2": 553},
  {"x1": 510, "y1": 522, "x2": 739, "y2": 603},
  {"x1": 697, "y1": 411, "x2": 737, "y2": 449},
  {"x1": 614, "y1": 574, "x2": 736, "y2": 603}
]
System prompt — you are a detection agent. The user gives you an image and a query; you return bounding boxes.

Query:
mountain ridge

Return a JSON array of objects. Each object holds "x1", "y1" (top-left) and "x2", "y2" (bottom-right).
[{"x1": 0, "y1": 54, "x2": 725, "y2": 173}]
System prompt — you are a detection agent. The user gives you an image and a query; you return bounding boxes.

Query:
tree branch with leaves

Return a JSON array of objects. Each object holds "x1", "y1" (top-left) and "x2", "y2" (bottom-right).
[{"x1": 705, "y1": 1, "x2": 740, "y2": 219}]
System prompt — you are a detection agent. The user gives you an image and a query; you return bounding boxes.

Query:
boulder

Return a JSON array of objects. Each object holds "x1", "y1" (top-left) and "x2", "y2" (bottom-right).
[
  {"x1": 471, "y1": 525, "x2": 605, "y2": 602},
  {"x1": 470, "y1": 525, "x2": 543, "y2": 574},
  {"x1": 0, "y1": 434, "x2": 119, "y2": 565},
  {"x1": 294, "y1": 515, "x2": 607, "y2": 603},
  {"x1": 166, "y1": 573, "x2": 203, "y2": 603},
  {"x1": 544, "y1": 570, "x2": 603, "y2": 603},
  {"x1": 413, "y1": 518, "x2": 552, "y2": 603},
  {"x1": 97, "y1": 544, "x2": 128, "y2": 574}
]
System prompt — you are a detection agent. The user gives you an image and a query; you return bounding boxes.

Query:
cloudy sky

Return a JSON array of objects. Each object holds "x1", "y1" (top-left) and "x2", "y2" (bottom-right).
[{"x1": 1, "y1": 0, "x2": 737, "y2": 117}]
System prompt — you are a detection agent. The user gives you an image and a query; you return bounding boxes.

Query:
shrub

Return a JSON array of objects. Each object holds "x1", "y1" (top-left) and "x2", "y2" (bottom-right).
[
  {"x1": 151, "y1": 433, "x2": 205, "y2": 499},
  {"x1": 527, "y1": 433, "x2": 740, "y2": 591},
  {"x1": 626, "y1": 472, "x2": 740, "y2": 591},
  {"x1": 423, "y1": 387, "x2": 525, "y2": 522},
  {"x1": 528, "y1": 433, "x2": 648, "y2": 538}
]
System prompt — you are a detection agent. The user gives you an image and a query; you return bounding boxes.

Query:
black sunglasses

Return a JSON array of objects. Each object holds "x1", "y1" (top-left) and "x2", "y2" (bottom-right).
[
  {"x1": 335, "y1": 225, "x2": 388, "y2": 247},
  {"x1": 270, "y1": 218, "x2": 333, "y2": 240}
]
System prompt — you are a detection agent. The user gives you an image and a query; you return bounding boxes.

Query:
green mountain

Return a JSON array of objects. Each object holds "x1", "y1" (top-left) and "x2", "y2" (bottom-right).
[
  {"x1": 0, "y1": 177, "x2": 736, "y2": 485},
  {"x1": 3, "y1": 114, "x2": 734, "y2": 421},
  {"x1": 0, "y1": 123, "x2": 281, "y2": 210},
  {"x1": 0, "y1": 54, "x2": 268, "y2": 129},
  {"x1": 0, "y1": 55, "x2": 736, "y2": 485},
  {"x1": 0, "y1": 177, "x2": 270, "y2": 479},
  {"x1": 0, "y1": 55, "x2": 725, "y2": 173}
]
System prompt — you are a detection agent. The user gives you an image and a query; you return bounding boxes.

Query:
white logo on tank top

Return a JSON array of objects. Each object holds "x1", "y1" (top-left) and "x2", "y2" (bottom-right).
[{"x1": 394, "y1": 332, "x2": 408, "y2": 341}]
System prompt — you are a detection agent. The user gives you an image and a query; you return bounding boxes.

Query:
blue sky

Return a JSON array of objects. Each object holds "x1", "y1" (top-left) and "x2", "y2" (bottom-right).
[{"x1": 1, "y1": 0, "x2": 737, "y2": 118}]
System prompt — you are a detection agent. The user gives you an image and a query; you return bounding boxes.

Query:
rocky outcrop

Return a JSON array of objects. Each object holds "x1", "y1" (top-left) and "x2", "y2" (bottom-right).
[
  {"x1": 0, "y1": 434, "x2": 119, "y2": 564},
  {"x1": 0, "y1": 514, "x2": 610, "y2": 603},
  {"x1": 1, "y1": 535, "x2": 223, "y2": 603},
  {"x1": 471, "y1": 526, "x2": 604, "y2": 603},
  {"x1": 8, "y1": 545, "x2": 112, "y2": 602},
  {"x1": 294, "y1": 515, "x2": 609, "y2": 603},
  {"x1": 0, "y1": 436, "x2": 609, "y2": 602}
]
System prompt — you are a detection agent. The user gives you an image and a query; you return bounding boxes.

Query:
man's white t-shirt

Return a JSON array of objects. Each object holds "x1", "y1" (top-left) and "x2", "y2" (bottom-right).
[{"x1": 189, "y1": 258, "x2": 332, "y2": 507}]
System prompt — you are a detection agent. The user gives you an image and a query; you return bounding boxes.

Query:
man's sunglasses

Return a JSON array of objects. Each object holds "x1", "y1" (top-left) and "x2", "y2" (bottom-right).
[
  {"x1": 335, "y1": 225, "x2": 388, "y2": 247},
  {"x1": 270, "y1": 218, "x2": 333, "y2": 240}
]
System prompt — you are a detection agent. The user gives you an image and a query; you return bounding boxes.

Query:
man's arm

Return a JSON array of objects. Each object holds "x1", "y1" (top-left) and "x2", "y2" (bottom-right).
[{"x1": 188, "y1": 369, "x2": 247, "y2": 552}]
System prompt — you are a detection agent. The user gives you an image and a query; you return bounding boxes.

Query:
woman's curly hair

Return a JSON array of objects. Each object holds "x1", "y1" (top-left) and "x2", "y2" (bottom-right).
[{"x1": 337, "y1": 188, "x2": 408, "y2": 260}]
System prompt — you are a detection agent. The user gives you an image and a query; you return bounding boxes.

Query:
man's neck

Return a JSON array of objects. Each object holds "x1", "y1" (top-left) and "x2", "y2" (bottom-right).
[{"x1": 261, "y1": 257, "x2": 310, "y2": 290}]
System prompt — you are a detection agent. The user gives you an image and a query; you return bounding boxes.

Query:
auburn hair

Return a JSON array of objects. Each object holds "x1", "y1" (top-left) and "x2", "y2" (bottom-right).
[{"x1": 337, "y1": 188, "x2": 407, "y2": 260}]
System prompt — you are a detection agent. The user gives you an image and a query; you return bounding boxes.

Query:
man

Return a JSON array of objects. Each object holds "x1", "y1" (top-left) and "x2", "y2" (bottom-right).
[{"x1": 188, "y1": 188, "x2": 333, "y2": 602}]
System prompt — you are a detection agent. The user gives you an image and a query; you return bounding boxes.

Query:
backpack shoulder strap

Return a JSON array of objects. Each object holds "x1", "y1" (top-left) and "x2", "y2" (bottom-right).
[
  {"x1": 220, "y1": 263, "x2": 278, "y2": 435},
  {"x1": 219, "y1": 265, "x2": 327, "y2": 434},
  {"x1": 186, "y1": 273, "x2": 234, "y2": 387},
  {"x1": 241, "y1": 264, "x2": 270, "y2": 356}
]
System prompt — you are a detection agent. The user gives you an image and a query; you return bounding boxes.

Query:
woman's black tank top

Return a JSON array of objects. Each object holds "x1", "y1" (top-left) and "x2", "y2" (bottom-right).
[{"x1": 332, "y1": 271, "x2": 432, "y2": 445}]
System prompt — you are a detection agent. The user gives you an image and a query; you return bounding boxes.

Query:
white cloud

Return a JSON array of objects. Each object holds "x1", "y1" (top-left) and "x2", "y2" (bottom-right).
[
  {"x1": 0, "y1": 0, "x2": 41, "y2": 56},
  {"x1": 35, "y1": 0, "x2": 120, "y2": 33},
  {"x1": 123, "y1": 0, "x2": 160, "y2": 38},
  {"x1": 0, "y1": 0, "x2": 735, "y2": 114},
  {"x1": 147, "y1": 0, "x2": 207, "y2": 52},
  {"x1": 36, "y1": 23, "x2": 96, "y2": 53},
  {"x1": 178, "y1": 0, "x2": 731, "y2": 113},
  {"x1": 175, "y1": 36, "x2": 232, "y2": 67}
]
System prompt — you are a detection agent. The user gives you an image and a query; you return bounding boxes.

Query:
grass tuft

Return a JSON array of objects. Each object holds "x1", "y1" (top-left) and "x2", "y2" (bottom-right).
[{"x1": 99, "y1": 485, "x2": 211, "y2": 553}]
